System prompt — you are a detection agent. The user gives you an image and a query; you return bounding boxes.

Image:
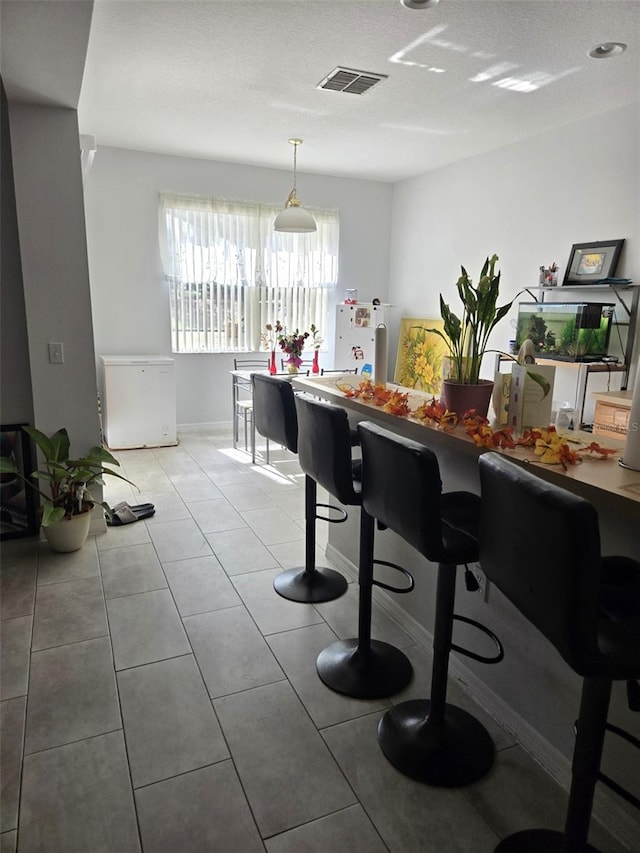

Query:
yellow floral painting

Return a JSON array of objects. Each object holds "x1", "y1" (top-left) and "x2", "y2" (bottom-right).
[{"x1": 393, "y1": 318, "x2": 448, "y2": 394}]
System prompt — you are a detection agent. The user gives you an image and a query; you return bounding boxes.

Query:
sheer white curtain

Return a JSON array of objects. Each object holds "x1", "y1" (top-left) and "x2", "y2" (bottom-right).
[{"x1": 158, "y1": 192, "x2": 339, "y2": 353}]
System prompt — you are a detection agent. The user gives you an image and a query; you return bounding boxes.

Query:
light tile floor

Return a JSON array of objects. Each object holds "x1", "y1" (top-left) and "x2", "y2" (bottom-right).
[{"x1": 0, "y1": 425, "x2": 632, "y2": 852}]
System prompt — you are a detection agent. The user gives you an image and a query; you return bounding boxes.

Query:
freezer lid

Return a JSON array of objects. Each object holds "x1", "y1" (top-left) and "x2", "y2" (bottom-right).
[{"x1": 99, "y1": 355, "x2": 174, "y2": 366}]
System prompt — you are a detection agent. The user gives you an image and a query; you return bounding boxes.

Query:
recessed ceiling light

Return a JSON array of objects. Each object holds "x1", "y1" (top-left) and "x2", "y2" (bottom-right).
[
  {"x1": 400, "y1": 0, "x2": 440, "y2": 9},
  {"x1": 588, "y1": 42, "x2": 626, "y2": 59}
]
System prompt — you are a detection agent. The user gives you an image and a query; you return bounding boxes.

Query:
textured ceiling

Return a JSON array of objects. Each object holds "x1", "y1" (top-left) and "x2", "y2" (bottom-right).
[{"x1": 5, "y1": 1, "x2": 640, "y2": 182}]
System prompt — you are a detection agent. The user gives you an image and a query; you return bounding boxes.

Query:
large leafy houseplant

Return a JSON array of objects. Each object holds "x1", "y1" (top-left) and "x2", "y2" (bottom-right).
[
  {"x1": 0, "y1": 426, "x2": 134, "y2": 527},
  {"x1": 431, "y1": 254, "x2": 517, "y2": 385}
]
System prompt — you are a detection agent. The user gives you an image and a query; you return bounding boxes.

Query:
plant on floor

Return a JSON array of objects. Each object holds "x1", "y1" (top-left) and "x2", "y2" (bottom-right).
[{"x1": 0, "y1": 426, "x2": 135, "y2": 526}]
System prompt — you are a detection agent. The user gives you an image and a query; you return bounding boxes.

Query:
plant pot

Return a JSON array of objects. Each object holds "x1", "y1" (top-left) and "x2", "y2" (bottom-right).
[
  {"x1": 441, "y1": 379, "x2": 494, "y2": 419},
  {"x1": 42, "y1": 509, "x2": 93, "y2": 553}
]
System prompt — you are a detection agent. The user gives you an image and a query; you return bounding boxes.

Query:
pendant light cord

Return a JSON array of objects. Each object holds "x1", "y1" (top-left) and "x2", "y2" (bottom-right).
[
  {"x1": 285, "y1": 139, "x2": 301, "y2": 207},
  {"x1": 292, "y1": 141, "x2": 298, "y2": 197}
]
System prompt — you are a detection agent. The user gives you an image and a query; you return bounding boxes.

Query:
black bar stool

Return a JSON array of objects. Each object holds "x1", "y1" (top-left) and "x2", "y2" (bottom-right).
[
  {"x1": 252, "y1": 375, "x2": 348, "y2": 603},
  {"x1": 295, "y1": 395, "x2": 414, "y2": 699},
  {"x1": 359, "y1": 421, "x2": 503, "y2": 786},
  {"x1": 479, "y1": 452, "x2": 640, "y2": 853}
]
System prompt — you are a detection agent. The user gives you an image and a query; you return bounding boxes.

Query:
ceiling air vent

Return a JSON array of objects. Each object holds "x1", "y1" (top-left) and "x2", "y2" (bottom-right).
[{"x1": 317, "y1": 67, "x2": 388, "y2": 95}]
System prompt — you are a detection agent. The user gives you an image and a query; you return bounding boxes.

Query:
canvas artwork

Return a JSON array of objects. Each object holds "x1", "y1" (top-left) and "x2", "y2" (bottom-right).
[{"x1": 393, "y1": 318, "x2": 448, "y2": 395}]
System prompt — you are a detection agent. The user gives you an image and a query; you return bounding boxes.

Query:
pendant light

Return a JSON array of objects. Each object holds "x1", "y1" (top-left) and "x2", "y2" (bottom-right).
[{"x1": 274, "y1": 138, "x2": 317, "y2": 233}]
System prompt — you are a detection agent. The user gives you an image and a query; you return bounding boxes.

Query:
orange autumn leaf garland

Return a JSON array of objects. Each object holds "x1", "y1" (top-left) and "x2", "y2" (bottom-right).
[{"x1": 335, "y1": 380, "x2": 616, "y2": 469}]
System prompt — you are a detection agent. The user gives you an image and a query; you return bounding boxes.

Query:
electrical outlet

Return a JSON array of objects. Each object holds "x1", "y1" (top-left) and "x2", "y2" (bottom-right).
[
  {"x1": 48, "y1": 342, "x2": 64, "y2": 364},
  {"x1": 472, "y1": 563, "x2": 490, "y2": 604}
]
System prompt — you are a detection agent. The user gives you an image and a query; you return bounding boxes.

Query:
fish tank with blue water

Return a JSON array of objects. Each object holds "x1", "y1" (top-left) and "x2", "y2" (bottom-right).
[{"x1": 515, "y1": 302, "x2": 615, "y2": 362}]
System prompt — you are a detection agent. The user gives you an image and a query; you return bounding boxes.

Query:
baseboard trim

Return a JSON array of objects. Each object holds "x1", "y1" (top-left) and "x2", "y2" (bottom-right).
[
  {"x1": 177, "y1": 421, "x2": 231, "y2": 432},
  {"x1": 326, "y1": 542, "x2": 640, "y2": 851}
]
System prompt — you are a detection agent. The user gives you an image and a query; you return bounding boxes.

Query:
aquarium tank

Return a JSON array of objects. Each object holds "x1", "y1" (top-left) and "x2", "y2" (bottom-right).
[{"x1": 515, "y1": 302, "x2": 615, "y2": 362}]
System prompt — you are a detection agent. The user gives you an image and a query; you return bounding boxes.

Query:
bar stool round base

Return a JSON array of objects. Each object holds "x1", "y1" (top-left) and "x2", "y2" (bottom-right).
[
  {"x1": 495, "y1": 829, "x2": 600, "y2": 852},
  {"x1": 378, "y1": 699, "x2": 494, "y2": 786},
  {"x1": 316, "y1": 639, "x2": 413, "y2": 699},
  {"x1": 273, "y1": 566, "x2": 348, "y2": 603}
]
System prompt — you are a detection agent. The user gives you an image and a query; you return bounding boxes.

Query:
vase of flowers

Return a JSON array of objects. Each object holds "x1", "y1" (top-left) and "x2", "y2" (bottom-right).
[
  {"x1": 278, "y1": 328, "x2": 310, "y2": 373},
  {"x1": 309, "y1": 324, "x2": 322, "y2": 374},
  {"x1": 261, "y1": 321, "x2": 283, "y2": 375}
]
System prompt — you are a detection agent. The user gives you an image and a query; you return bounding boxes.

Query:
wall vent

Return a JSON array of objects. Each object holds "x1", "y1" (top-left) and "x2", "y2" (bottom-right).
[{"x1": 317, "y1": 67, "x2": 387, "y2": 95}]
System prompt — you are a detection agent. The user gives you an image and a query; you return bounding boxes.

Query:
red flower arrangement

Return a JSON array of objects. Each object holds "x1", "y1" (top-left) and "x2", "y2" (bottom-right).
[{"x1": 278, "y1": 328, "x2": 310, "y2": 370}]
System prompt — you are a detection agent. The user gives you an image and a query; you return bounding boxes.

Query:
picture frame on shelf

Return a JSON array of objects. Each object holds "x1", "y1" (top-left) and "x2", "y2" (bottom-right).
[{"x1": 562, "y1": 239, "x2": 624, "y2": 286}]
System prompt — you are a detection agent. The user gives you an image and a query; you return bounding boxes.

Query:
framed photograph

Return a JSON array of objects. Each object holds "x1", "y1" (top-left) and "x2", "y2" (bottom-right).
[
  {"x1": 393, "y1": 318, "x2": 448, "y2": 395},
  {"x1": 562, "y1": 239, "x2": 624, "y2": 286},
  {"x1": 1, "y1": 424, "x2": 39, "y2": 540}
]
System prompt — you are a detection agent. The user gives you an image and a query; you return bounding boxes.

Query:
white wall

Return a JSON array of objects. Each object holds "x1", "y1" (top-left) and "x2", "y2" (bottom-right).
[
  {"x1": 9, "y1": 103, "x2": 101, "y2": 452},
  {"x1": 1, "y1": 83, "x2": 33, "y2": 425},
  {"x1": 84, "y1": 148, "x2": 393, "y2": 426},
  {"x1": 388, "y1": 102, "x2": 640, "y2": 423}
]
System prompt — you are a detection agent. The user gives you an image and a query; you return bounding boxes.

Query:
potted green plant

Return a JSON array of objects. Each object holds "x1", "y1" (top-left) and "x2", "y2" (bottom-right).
[
  {"x1": 430, "y1": 254, "x2": 518, "y2": 416},
  {"x1": 0, "y1": 426, "x2": 135, "y2": 552}
]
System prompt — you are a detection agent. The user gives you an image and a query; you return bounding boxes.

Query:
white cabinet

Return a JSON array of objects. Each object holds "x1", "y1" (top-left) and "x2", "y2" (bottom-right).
[
  {"x1": 334, "y1": 303, "x2": 389, "y2": 370},
  {"x1": 99, "y1": 356, "x2": 177, "y2": 450}
]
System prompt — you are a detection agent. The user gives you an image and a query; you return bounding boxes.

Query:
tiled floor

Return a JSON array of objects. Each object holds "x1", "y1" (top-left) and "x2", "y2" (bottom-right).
[{"x1": 0, "y1": 425, "x2": 632, "y2": 852}]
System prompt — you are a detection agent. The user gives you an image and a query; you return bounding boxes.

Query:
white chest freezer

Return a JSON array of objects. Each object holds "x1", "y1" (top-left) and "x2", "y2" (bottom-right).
[{"x1": 99, "y1": 356, "x2": 177, "y2": 449}]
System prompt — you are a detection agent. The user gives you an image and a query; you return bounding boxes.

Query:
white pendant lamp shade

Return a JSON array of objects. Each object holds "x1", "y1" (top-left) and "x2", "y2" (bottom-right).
[
  {"x1": 274, "y1": 139, "x2": 316, "y2": 233},
  {"x1": 273, "y1": 203, "x2": 317, "y2": 233}
]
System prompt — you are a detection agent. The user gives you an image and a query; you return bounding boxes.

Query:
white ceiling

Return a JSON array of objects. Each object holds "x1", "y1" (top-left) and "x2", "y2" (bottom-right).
[{"x1": 4, "y1": 1, "x2": 640, "y2": 182}]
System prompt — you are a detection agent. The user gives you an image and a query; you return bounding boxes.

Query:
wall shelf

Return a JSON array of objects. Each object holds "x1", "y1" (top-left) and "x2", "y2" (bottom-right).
[{"x1": 500, "y1": 283, "x2": 638, "y2": 429}]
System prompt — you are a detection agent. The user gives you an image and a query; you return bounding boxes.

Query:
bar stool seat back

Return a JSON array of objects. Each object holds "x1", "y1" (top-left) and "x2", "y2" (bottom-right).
[
  {"x1": 360, "y1": 424, "x2": 479, "y2": 566},
  {"x1": 480, "y1": 455, "x2": 605, "y2": 677},
  {"x1": 295, "y1": 394, "x2": 361, "y2": 507},
  {"x1": 252, "y1": 374, "x2": 298, "y2": 455},
  {"x1": 479, "y1": 452, "x2": 640, "y2": 852}
]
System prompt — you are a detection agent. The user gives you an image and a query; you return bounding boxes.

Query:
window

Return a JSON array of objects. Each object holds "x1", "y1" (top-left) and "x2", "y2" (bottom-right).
[{"x1": 158, "y1": 192, "x2": 339, "y2": 353}]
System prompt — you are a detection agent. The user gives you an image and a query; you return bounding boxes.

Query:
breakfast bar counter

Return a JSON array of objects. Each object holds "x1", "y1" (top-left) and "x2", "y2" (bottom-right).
[{"x1": 291, "y1": 374, "x2": 640, "y2": 521}]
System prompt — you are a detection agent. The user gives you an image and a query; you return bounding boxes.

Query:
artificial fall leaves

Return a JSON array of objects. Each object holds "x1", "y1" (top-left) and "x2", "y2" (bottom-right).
[{"x1": 336, "y1": 380, "x2": 617, "y2": 470}]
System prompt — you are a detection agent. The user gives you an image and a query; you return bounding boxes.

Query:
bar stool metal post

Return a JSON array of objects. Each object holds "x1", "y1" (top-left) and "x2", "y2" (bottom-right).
[
  {"x1": 479, "y1": 452, "x2": 640, "y2": 853},
  {"x1": 359, "y1": 421, "x2": 503, "y2": 787},
  {"x1": 252, "y1": 375, "x2": 348, "y2": 604},
  {"x1": 296, "y1": 396, "x2": 414, "y2": 699}
]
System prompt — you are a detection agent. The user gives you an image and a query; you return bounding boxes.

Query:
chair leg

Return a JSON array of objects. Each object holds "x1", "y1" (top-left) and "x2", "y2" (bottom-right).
[
  {"x1": 316, "y1": 507, "x2": 413, "y2": 698},
  {"x1": 251, "y1": 410, "x2": 256, "y2": 464},
  {"x1": 494, "y1": 677, "x2": 610, "y2": 853},
  {"x1": 377, "y1": 562, "x2": 495, "y2": 786},
  {"x1": 273, "y1": 475, "x2": 348, "y2": 603}
]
